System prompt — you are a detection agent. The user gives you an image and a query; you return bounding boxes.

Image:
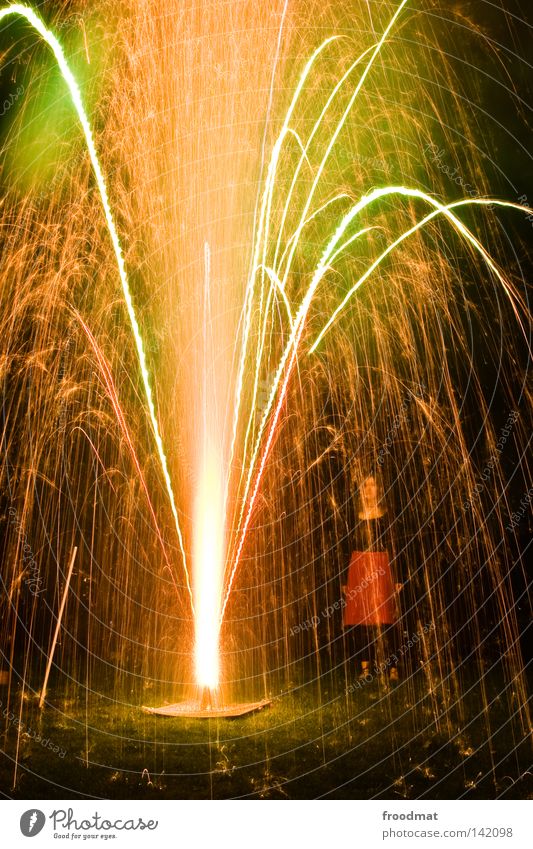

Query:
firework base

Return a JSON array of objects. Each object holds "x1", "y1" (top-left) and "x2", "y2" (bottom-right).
[{"x1": 142, "y1": 699, "x2": 271, "y2": 719}]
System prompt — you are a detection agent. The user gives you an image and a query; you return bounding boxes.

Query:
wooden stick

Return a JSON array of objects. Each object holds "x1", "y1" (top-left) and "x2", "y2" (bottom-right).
[{"x1": 39, "y1": 546, "x2": 77, "y2": 710}]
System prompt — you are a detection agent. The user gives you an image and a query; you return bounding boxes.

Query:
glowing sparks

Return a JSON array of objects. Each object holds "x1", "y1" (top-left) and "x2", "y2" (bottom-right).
[
  {"x1": 2, "y1": 0, "x2": 532, "y2": 706},
  {"x1": 220, "y1": 1, "x2": 533, "y2": 625},
  {"x1": 309, "y1": 193, "x2": 533, "y2": 352},
  {"x1": 0, "y1": 4, "x2": 193, "y2": 606}
]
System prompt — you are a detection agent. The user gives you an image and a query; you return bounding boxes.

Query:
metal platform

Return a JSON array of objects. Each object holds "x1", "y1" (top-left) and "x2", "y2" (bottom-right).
[{"x1": 142, "y1": 699, "x2": 271, "y2": 719}]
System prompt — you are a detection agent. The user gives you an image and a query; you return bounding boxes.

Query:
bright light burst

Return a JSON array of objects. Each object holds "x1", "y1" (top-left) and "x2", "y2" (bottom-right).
[
  {"x1": 0, "y1": 0, "x2": 531, "y2": 702},
  {"x1": 0, "y1": 2, "x2": 193, "y2": 609},
  {"x1": 193, "y1": 242, "x2": 225, "y2": 690},
  {"x1": 193, "y1": 444, "x2": 224, "y2": 690}
]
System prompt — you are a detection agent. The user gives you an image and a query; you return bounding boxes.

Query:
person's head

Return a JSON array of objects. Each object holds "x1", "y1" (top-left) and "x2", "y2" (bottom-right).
[{"x1": 359, "y1": 474, "x2": 384, "y2": 514}]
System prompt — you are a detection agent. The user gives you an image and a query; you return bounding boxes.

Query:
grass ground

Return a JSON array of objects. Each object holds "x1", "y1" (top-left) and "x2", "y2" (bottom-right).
[{"x1": 1, "y1": 668, "x2": 531, "y2": 799}]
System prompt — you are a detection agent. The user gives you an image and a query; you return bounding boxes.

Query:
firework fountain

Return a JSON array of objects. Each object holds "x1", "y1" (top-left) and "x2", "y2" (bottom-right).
[{"x1": 0, "y1": 0, "x2": 531, "y2": 792}]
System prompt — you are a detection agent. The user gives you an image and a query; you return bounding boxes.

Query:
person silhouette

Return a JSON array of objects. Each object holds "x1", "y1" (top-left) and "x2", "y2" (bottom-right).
[{"x1": 342, "y1": 474, "x2": 402, "y2": 683}]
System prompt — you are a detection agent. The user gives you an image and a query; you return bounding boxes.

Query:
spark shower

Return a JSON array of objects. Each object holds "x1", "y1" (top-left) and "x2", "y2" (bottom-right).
[{"x1": 0, "y1": 0, "x2": 531, "y2": 750}]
